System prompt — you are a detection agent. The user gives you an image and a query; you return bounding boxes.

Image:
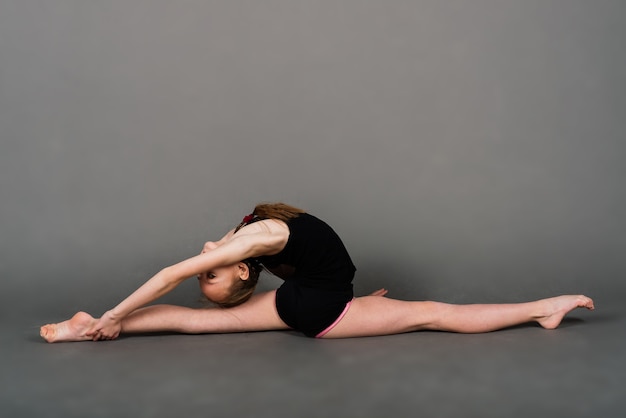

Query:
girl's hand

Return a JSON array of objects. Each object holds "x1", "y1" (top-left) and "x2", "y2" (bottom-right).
[
  {"x1": 85, "y1": 311, "x2": 122, "y2": 341},
  {"x1": 368, "y1": 288, "x2": 388, "y2": 297}
]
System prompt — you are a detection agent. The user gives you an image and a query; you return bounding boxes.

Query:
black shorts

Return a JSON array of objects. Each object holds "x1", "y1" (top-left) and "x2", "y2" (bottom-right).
[{"x1": 275, "y1": 280, "x2": 354, "y2": 338}]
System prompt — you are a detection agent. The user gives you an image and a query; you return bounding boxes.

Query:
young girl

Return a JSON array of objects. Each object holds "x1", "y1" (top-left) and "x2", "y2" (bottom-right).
[{"x1": 40, "y1": 203, "x2": 594, "y2": 342}]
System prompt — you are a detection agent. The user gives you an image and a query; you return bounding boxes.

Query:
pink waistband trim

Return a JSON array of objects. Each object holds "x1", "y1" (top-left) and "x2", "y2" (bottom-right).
[{"x1": 315, "y1": 299, "x2": 354, "y2": 338}]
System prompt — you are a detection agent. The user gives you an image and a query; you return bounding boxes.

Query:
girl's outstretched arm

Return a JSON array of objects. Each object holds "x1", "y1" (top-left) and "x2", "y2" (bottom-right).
[{"x1": 85, "y1": 230, "x2": 286, "y2": 340}]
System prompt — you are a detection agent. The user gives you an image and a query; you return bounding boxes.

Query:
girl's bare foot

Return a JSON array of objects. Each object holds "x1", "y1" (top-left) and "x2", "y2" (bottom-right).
[
  {"x1": 536, "y1": 295, "x2": 595, "y2": 329},
  {"x1": 40, "y1": 312, "x2": 98, "y2": 343}
]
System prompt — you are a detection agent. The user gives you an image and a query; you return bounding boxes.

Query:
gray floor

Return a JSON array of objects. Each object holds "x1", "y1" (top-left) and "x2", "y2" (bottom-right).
[{"x1": 2, "y1": 296, "x2": 623, "y2": 418}]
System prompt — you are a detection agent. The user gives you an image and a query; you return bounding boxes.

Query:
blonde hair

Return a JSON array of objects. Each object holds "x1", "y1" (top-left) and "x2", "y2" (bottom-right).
[
  {"x1": 218, "y1": 202, "x2": 305, "y2": 308},
  {"x1": 213, "y1": 259, "x2": 263, "y2": 309}
]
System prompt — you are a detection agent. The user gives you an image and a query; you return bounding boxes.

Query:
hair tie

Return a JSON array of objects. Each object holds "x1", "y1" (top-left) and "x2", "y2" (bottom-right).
[{"x1": 242, "y1": 214, "x2": 255, "y2": 224}]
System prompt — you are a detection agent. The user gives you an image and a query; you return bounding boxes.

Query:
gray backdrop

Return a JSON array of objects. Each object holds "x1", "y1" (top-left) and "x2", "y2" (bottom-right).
[{"x1": 1, "y1": 0, "x2": 625, "y2": 315}]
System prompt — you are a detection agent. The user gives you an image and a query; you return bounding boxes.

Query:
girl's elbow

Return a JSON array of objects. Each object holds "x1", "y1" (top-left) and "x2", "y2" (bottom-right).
[{"x1": 158, "y1": 266, "x2": 186, "y2": 287}]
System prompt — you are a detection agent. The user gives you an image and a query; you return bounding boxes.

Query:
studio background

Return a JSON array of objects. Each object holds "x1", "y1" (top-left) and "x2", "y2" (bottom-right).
[
  {"x1": 2, "y1": 1, "x2": 623, "y2": 315},
  {"x1": 0, "y1": 2, "x2": 624, "y2": 417}
]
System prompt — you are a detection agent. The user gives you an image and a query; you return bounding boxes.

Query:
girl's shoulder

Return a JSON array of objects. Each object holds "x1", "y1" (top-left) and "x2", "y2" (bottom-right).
[
  {"x1": 230, "y1": 218, "x2": 291, "y2": 256},
  {"x1": 238, "y1": 218, "x2": 290, "y2": 236}
]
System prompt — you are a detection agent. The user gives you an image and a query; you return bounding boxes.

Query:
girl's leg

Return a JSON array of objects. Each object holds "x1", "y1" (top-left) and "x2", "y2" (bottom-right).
[
  {"x1": 321, "y1": 294, "x2": 594, "y2": 338},
  {"x1": 40, "y1": 290, "x2": 289, "y2": 343}
]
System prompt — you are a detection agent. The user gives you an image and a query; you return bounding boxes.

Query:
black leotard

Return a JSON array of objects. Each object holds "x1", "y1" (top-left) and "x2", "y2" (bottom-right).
[{"x1": 256, "y1": 213, "x2": 356, "y2": 337}]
